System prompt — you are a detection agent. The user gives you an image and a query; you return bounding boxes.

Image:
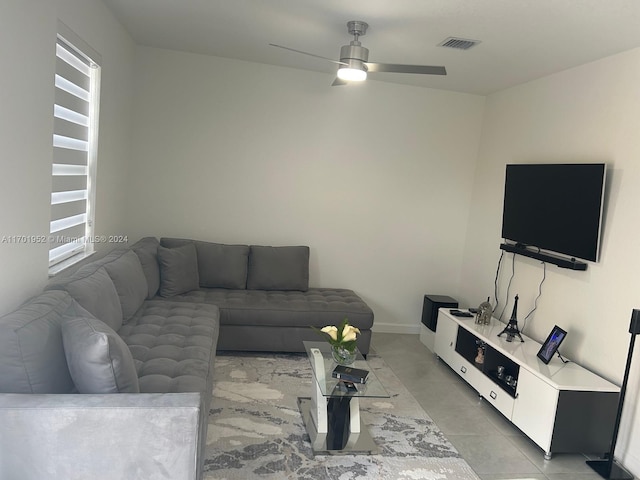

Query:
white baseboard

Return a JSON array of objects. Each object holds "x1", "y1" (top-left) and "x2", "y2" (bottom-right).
[{"x1": 371, "y1": 322, "x2": 421, "y2": 335}]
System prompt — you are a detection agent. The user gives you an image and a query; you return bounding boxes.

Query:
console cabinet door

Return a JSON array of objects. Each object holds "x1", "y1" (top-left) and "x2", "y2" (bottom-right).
[
  {"x1": 434, "y1": 313, "x2": 458, "y2": 365},
  {"x1": 511, "y1": 368, "x2": 559, "y2": 452}
]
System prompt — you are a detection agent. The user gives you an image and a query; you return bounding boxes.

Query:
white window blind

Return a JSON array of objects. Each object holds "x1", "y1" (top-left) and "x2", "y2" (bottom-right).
[{"x1": 50, "y1": 34, "x2": 101, "y2": 268}]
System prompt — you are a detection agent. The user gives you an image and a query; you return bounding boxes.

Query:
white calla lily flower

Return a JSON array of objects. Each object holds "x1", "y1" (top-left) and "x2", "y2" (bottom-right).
[
  {"x1": 321, "y1": 325, "x2": 338, "y2": 341},
  {"x1": 343, "y1": 330, "x2": 357, "y2": 342}
]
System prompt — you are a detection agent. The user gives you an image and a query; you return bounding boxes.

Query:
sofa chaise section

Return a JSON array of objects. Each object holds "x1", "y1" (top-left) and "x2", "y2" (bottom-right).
[
  {"x1": 170, "y1": 288, "x2": 373, "y2": 352},
  {"x1": 155, "y1": 237, "x2": 374, "y2": 354}
]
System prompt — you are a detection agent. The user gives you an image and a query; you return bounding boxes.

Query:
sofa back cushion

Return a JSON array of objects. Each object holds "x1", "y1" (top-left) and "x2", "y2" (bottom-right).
[
  {"x1": 247, "y1": 245, "x2": 310, "y2": 291},
  {"x1": 161, "y1": 238, "x2": 249, "y2": 289},
  {"x1": 102, "y1": 250, "x2": 148, "y2": 321},
  {"x1": 0, "y1": 291, "x2": 78, "y2": 393},
  {"x1": 62, "y1": 315, "x2": 140, "y2": 394},
  {"x1": 131, "y1": 237, "x2": 161, "y2": 299},
  {"x1": 158, "y1": 243, "x2": 200, "y2": 297},
  {"x1": 46, "y1": 265, "x2": 123, "y2": 331}
]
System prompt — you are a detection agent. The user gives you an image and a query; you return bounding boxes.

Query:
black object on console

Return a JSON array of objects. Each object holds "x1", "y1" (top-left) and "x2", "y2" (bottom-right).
[{"x1": 421, "y1": 295, "x2": 458, "y2": 332}]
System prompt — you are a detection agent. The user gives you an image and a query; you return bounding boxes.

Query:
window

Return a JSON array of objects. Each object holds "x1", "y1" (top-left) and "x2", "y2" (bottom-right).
[{"x1": 49, "y1": 25, "x2": 101, "y2": 272}]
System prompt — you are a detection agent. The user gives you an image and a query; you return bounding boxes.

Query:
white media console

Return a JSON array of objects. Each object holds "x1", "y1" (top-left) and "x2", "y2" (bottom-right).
[{"x1": 433, "y1": 308, "x2": 619, "y2": 459}]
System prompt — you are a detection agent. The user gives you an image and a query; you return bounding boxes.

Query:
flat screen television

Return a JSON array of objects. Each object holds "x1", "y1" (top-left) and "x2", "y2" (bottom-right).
[{"x1": 501, "y1": 163, "x2": 606, "y2": 262}]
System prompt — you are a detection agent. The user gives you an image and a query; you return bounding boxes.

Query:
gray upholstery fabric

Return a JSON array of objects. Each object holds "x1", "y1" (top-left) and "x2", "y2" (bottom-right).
[
  {"x1": 102, "y1": 250, "x2": 148, "y2": 321},
  {"x1": 0, "y1": 291, "x2": 76, "y2": 394},
  {"x1": 131, "y1": 237, "x2": 161, "y2": 299},
  {"x1": 118, "y1": 300, "x2": 220, "y2": 395},
  {"x1": 217, "y1": 324, "x2": 373, "y2": 355},
  {"x1": 167, "y1": 288, "x2": 373, "y2": 328},
  {"x1": 158, "y1": 244, "x2": 199, "y2": 297},
  {"x1": 62, "y1": 316, "x2": 139, "y2": 394},
  {"x1": 46, "y1": 265, "x2": 123, "y2": 331},
  {"x1": 247, "y1": 245, "x2": 310, "y2": 291},
  {"x1": 4, "y1": 244, "x2": 222, "y2": 480},
  {"x1": 118, "y1": 300, "x2": 219, "y2": 480},
  {"x1": 0, "y1": 392, "x2": 201, "y2": 480},
  {"x1": 163, "y1": 287, "x2": 373, "y2": 354},
  {"x1": 161, "y1": 238, "x2": 249, "y2": 289}
]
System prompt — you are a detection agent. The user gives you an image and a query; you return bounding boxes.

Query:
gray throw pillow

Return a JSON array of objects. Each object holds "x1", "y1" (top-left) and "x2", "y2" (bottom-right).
[
  {"x1": 103, "y1": 250, "x2": 148, "y2": 321},
  {"x1": 61, "y1": 316, "x2": 139, "y2": 394},
  {"x1": 247, "y1": 245, "x2": 310, "y2": 291},
  {"x1": 160, "y1": 238, "x2": 249, "y2": 289},
  {"x1": 131, "y1": 237, "x2": 161, "y2": 299},
  {"x1": 157, "y1": 243, "x2": 199, "y2": 297},
  {"x1": 46, "y1": 266, "x2": 124, "y2": 332}
]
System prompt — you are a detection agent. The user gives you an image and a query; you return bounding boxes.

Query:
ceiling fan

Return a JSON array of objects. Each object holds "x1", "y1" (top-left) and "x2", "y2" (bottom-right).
[{"x1": 270, "y1": 20, "x2": 447, "y2": 86}]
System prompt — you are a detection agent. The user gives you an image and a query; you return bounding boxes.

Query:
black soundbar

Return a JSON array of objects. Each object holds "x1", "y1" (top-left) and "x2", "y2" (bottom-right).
[{"x1": 499, "y1": 243, "x2": 588, "y2": 271}]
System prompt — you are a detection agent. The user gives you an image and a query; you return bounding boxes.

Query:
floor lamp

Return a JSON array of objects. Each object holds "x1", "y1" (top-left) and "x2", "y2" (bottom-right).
[{"x1": 586, "y1": 309, "x2": 639, "y2": 480}]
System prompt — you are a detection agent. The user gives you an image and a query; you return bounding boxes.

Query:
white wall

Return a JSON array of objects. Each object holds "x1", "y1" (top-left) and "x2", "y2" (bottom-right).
[
  {"x1": 460, "y1": 47, "x2": 640, "y2": 475},
  {"x1": 126, "y1": 46, "x2": 486, "y2": 333},
  {"x1": 0, "y1": 0, "x2": 56, "y2": 314},
  {"x1": 0, "y1": 0, "x2": 135, "y2": 315}
]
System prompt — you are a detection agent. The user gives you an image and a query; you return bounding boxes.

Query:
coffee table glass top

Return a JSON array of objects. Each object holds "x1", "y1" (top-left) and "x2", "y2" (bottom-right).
[{"x1": 303, "y1": 341, "x2": 389, "y2": 398}]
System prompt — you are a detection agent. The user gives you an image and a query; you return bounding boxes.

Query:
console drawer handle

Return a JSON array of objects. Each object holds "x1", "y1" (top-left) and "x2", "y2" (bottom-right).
[
  {"x1": 490, "y1": 391, "x2": 497, "y2": 400},
  {"x1": 460, "y1": 366, "x2": 467, "y2": 374}
]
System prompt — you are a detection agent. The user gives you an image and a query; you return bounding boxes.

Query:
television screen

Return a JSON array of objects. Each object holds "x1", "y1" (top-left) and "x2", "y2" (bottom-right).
[{"x1": 501, "y1": 163, "x2": 606, "y2": 262}]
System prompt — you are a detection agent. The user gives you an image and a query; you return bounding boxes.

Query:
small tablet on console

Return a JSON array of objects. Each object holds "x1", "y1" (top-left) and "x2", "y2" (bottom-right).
[{"x1": 537, "y1": 325, "x2": 567, "y2": 364}]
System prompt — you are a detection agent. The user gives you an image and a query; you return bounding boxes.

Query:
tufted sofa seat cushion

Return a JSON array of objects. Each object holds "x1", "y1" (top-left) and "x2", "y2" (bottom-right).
[
  {"x1": 118, "y1": 301, "x2": 220, "y2": 394},
  {"x1": 163, "y1": 288, "x2": 374, "y2": 330}
]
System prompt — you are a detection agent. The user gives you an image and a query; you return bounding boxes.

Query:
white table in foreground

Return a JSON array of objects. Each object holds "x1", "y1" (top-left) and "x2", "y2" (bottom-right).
[{"x1": 299, "y1": 341, "x2": 389, "y2": 455}]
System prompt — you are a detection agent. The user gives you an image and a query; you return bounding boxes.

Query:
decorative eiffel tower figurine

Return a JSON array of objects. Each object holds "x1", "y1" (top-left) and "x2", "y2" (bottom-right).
[{"x1": 498, "y1": 294, "x2": 524, "y2": 342}]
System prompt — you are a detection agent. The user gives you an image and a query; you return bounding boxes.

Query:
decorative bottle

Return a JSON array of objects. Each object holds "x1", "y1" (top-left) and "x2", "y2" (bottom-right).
[{"x1": 476, "y1": 297, "x2": 492, "y2": 325}]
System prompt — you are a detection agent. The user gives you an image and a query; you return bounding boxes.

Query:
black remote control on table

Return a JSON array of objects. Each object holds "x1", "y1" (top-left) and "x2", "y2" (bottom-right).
[{"x1": 449, "y1": 309, "x2": 474, "y2": 318}]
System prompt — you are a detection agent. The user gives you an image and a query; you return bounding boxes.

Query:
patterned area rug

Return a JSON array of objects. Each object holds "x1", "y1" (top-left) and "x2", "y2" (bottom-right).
[{"x1": 204, "y1": 352, "x2": 480, "y2": 480}]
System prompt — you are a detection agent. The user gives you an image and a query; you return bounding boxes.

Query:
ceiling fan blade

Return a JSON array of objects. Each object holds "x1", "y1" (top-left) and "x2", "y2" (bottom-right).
[
  {"x1": 331, "y1": 77, "x2": 347, "y2": 86},
  {"x1": 365, "y1": 63, "x2": 447, "y2": 75},
  {"x1": 269, "y1": 44, "x2": 348, "y2": 66}
]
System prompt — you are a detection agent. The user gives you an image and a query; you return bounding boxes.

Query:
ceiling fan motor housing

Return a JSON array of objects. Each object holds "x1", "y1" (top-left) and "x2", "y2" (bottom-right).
[{"x1": 340, "y1": 43, "x2": 369, "y2": 71}]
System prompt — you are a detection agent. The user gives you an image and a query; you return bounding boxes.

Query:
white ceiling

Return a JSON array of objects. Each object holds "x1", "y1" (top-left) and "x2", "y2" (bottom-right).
[{"x1": 101, "y1": 0, "x2": 640, "y2": 95}]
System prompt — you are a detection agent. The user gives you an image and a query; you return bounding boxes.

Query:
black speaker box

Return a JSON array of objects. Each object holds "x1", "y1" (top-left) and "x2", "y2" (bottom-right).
[
  {"x1": 630, "y1": 309, "x2": 640, "y2": 335},
  {"x1": 421, "y1": 294, "x2": 458, "y2": 332}
]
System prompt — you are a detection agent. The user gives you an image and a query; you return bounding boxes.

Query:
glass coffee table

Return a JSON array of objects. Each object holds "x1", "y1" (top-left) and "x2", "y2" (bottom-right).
[{"x1": 298, "y1": 341, "x2": 389, "y2": 455}]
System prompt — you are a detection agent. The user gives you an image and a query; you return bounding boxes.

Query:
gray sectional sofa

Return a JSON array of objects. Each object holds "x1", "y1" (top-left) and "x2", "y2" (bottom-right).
[{"x1": 0, "y1": 236, "x2": 374, "y2": 480}]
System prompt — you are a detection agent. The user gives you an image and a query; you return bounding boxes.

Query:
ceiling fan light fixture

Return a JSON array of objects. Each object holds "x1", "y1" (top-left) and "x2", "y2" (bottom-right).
[
  {"x1": 337, "y1": 67, "x2": 367, "y2": 81},
  {"x1": 337, "y1": 58, "x2": 367, "y2": 81}
]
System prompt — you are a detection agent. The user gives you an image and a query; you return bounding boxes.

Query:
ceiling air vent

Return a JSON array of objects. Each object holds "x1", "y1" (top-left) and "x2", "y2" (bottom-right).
[{"x1": 438, "y1": 37, "x2": 480, "y2": 50}]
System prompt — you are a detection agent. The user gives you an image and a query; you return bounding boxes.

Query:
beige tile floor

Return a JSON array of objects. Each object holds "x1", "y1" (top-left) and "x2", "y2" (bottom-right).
[{"x1": 370, "y1": 333, "x2": 612, "y2": 480}]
